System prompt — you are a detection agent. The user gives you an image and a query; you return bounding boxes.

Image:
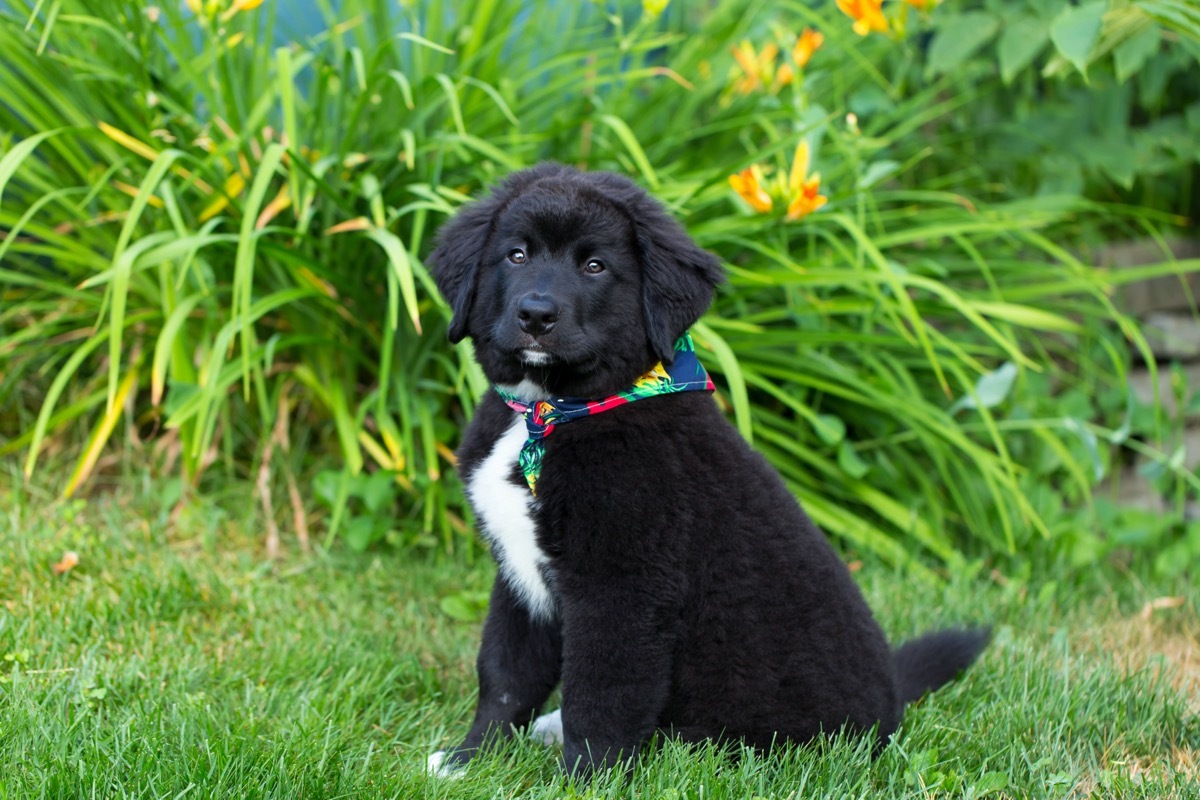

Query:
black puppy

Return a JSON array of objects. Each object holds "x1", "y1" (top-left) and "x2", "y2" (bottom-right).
[{"x1": 428, "y1": 163, "x2": 988, "y2": 778}]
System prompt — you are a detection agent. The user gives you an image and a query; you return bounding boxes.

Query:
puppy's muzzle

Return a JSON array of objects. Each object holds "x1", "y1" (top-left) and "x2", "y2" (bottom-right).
[{"x1": 517, "y1": 294, "x2": 559, "y2": 336}]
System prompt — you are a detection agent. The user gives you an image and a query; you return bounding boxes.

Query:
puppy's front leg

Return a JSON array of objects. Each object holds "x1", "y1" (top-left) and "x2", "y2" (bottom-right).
[
  {"x1": 437, "y1": 575, "x2": 562, "y2": 771},
  {"x1": 557, "y1": 576, "x2": 680, "y2": 779}
]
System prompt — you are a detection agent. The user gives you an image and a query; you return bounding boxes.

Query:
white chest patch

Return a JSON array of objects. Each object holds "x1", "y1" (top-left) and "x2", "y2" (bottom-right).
[{"x1": 467, "y1": 415, "x2": 555, "y2": 620}]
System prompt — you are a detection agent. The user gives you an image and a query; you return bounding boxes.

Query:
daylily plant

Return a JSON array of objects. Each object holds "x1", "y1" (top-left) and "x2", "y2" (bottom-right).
[
  {"x1": 729, "y1": 26, "x2": 825, "y2": 98},
  {"x1": 730, "y1": 41, "x2": 792, "y2": 95},
  {"x1": 728, "y1": 140, "x2": 828, "y2": 221}
]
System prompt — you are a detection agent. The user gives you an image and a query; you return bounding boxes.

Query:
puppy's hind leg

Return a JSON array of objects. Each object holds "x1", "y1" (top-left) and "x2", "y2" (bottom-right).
[{"x1": 431, "y1": 576, "x2": 562, "y2": 775}]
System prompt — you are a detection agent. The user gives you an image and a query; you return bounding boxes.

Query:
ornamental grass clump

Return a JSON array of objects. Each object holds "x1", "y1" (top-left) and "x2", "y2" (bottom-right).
[{"x1": 1, "y1": 0, "x2": 1196, "y2": 570}]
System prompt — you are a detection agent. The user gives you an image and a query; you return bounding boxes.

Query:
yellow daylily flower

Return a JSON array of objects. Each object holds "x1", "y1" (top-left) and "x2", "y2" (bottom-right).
[
  {"x1": 731, "y1": 39, "x2": 804, "y2": 96},
  {"x1": 729, "y1": 165, "x2": 774, "y2": 213},
  {"x1": 785, "y1": 141, "x2": 828, "y2": 221},
  {"x1": 793, "y1": 28, "x2": 824, "y2": 69},
  {"x1": 771, "y1": 63, "x2": 794, "y2": 93},
  {"x1": 836, "y1": 0, "x2": 889, "y2": 36},
  {"x1": 730, "y1": 40, "x2": 781, "y2": 95}
]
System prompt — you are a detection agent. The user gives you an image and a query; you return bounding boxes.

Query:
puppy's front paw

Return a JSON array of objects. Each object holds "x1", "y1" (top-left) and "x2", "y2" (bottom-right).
[
  {"x1": 530, "y1": 708, "x2": 563, "y2": 746},
  {"x1": 426, "y1": 749, "x2": 466, "y2": 779}
]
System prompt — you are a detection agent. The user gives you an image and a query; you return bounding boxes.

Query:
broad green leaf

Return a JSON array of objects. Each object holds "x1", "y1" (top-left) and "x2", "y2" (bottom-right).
[
  {"x1": 971, "y1": 771, "x2": 1011, "y2": 796},
  {"x1": 837, "y1": 441, "x2": 870, "y2": 480},
  {"x1": 1049, "y1": 1, "x2": 1107, "y2": 75},
  {"x1": 1029, "y1": 0, "x2": 1069, "y2": 17},
  {"x1": 1062, "y1": 418, "x2": 1105, "y2": 481},
  {"x1": 950, "y1": 362, "x2": 1019, "y2": 414},
  {"x1": 998, "y1": 15, "x2": 1051, "y2": 84},
  {"x1": 1114, "y1": 23, "x2": 1161, "y2": 82},
  {"x1": 343, "y1": 517, "x2": 380, "y2": 551},
  {"x1": 313, "y1": 470, "x2": 342, "y2": 509},
  {"x1": 813, "y1": 413, "x2": 846, "y2": 446},
  {"x1": 927, "y1": 12, "x2": 1001, "y2": 76},
  {"x1": 858, "y1": 160, "x2": 899, "y2": 189},
  {"x1": 361, "y1": 470, "x2": 394, "y2": 514}
]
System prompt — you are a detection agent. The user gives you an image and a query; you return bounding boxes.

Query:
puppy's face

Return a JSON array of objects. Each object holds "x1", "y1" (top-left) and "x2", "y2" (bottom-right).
[
  {"x1": 470, "y1": 192, "x2": 646, "y2": 393},
  {"x1": 431, "y1": 164, "x2": 723, "y2": 398}
]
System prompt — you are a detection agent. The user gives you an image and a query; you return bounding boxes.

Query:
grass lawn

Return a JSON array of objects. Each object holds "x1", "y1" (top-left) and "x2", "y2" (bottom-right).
[{"x1": 1, "y1": 480, "x2": 1198, "y2": 799}]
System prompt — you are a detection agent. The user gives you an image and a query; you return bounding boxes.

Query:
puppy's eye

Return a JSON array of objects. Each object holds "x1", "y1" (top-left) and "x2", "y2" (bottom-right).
[
  {"x1": 583, "y1": 258, "x2": 605, "y2": 275},
  {"x1": 507, "y1": 248, "x2": 527, "y2": 264}
]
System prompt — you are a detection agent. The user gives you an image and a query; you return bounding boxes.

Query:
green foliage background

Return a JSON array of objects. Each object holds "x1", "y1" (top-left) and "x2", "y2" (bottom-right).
[{"x1": 1, "y1": 0, "x2": 1199, "y2": 575}]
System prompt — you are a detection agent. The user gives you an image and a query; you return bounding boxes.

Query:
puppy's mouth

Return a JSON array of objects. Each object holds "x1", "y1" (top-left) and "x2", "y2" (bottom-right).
[
  {"x1": 496, "y1": 328, "x2": 598, "y2": 377},
  {"x1": 506, "y1": 331, "x2": 566, "y2": 368},
  {"x1": 519, "y1": 347, "x2": 552, "y2": 367}
]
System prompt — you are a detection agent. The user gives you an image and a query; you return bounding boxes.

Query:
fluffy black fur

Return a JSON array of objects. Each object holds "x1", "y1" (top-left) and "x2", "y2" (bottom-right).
[{"x1": 429, "y1": 163, "x2": 989, "y2": 778}]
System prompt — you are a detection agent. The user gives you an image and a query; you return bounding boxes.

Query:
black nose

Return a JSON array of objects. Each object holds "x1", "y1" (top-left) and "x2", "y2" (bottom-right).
[{"x1": 517, "y1": 295, "x2": 559, "y2": 335}]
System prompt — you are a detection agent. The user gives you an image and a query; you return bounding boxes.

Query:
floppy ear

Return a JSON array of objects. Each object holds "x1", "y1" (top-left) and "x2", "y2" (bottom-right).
[
  {"x1": 429, "y1": 195, "x2": 499, "y2": 344},
  {"x1": 633, "y1": 200, "x2": 724, "y2": 363},
  {"x1": 429, "y1": 163, "x2": 572, "y2": 343}
]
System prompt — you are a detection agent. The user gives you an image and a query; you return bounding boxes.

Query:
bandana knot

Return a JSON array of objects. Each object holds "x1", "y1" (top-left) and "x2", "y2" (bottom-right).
[{"x1": 495, "y1": 333, "x2": 714, "y2": 495}]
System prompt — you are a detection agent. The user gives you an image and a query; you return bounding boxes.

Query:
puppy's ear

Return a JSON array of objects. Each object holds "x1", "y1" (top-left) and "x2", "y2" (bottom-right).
[
  {"x1": 633, "y1": 200, "x2": 724, "y2": 363},
  {"x1": 429, "y1": 196, "x2": 499, "y2": 344},
  {"x1": 430, "y1": 164, "x2": 571, "y2": 343}
]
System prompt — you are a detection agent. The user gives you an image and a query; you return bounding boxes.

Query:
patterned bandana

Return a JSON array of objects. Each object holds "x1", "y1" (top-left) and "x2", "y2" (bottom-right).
[{"x1": 495, "y1": 333, "x2": 715, "y2": 495}]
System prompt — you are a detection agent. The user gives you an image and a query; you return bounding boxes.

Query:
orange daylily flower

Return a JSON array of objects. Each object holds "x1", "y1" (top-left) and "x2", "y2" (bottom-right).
[
  {"x1": 786, "y1": 141, "x2": 827, "y2": 220},
  {"x1": 837, "y1": 0, "x2": 888, "y2": 36},
  {"x1": 793, "y1": 28, "x2": 824, "y2": 69},
  {"x1": 729, "y1": 142, "x2": 828, "y2": 221},
  {"x1": 729, "y1": 166, "x2": 774, "y2": 213},
  {"x1": 903, "y1": 0, "x2": 937, "y2": 9}
]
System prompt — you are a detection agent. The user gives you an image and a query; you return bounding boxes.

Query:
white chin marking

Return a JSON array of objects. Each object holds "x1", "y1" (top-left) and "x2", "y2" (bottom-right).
[
  {"x1": 426, "y1": 750, "x2": 465, "y2": 778},
  {"x1": 531, "y1": 708, "x2": 564, "y2": 746},
  {"x1": 521, "y1": 349, "x2": 551, "y2": 366},
  {"x1": 494, "y1": 379, "x2": 547, "y2": 402}
]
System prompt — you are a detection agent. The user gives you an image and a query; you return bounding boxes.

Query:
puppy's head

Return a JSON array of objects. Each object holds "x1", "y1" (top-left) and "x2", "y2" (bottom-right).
[{"x1": 430, "y1": 164, "x2": 723, "y2": 397}]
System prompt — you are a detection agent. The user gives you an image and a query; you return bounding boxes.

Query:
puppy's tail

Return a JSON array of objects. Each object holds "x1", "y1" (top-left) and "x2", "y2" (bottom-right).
[{"x1": 892, "y1": 627, "x2": 991, "y2": 705}]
